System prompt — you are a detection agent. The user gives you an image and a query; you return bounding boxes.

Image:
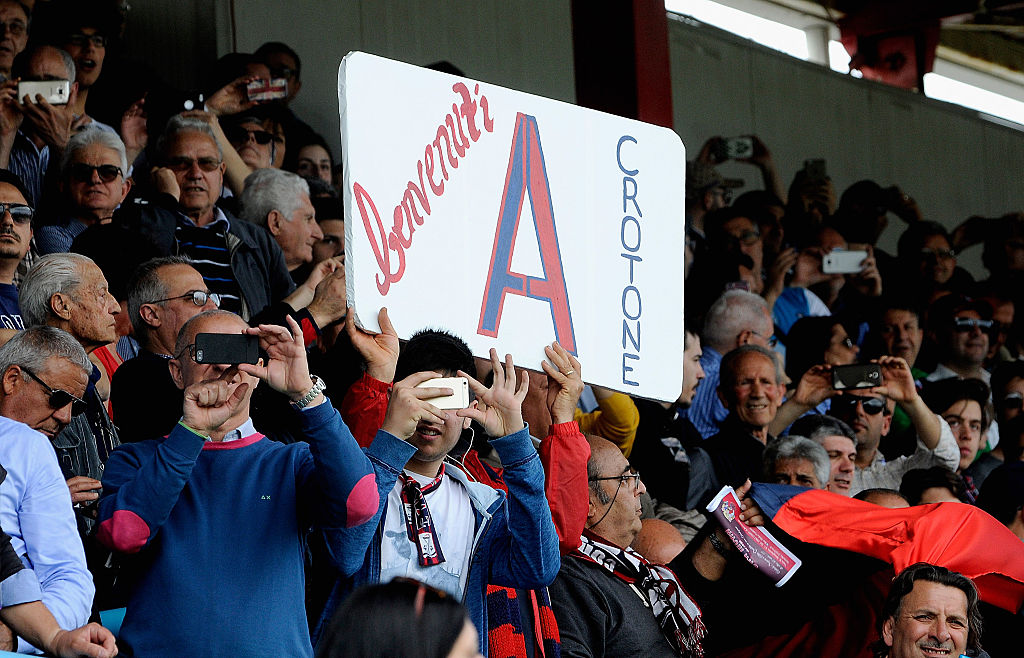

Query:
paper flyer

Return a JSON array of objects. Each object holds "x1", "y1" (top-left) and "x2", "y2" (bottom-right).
[{"x1": 706, "y1": 485, "x2": 802, "y2": 587}]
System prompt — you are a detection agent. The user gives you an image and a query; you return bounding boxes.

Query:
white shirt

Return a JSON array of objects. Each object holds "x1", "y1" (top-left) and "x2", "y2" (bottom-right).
[{"x1": 380, "y1": 469, "x2": 475, "y2": 598}]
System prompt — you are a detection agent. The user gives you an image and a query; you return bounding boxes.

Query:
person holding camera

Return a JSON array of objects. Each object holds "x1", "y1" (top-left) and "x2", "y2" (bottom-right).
[{"x1": 96, "y1": 311, "x2": 378, "y2": 657}]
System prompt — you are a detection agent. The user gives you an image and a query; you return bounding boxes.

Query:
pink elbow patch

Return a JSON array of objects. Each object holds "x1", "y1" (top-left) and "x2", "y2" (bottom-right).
[
  {"x1": 345, "y1": 474, "x2": 379, "y2": 527},
  {"x1": 97, "y1": 510, "x2": 151, "y2": 553}
]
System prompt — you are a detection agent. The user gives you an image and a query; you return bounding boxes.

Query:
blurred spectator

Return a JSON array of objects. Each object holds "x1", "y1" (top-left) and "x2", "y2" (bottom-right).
[
  {"x1": 255, "y1": 41, "x2": 318, "y2": 149},
  {"x1": 975, "y1": 461, "x2": 1024, "y2": 542},
  {"x1": 895, "y1": 221, "x2": 972, "y2": 302},
  {"x1": 924, "y1": 294, "x2": 993, "y2": 384},
  {"x1": 782, "y1": 165, "x2": 835, "y2": 248},
  {"x1": 789, "y1": 414, "x2": 858, "y2": 495},
  {"x1": 0, "y1": 0, "x2": 28, "y2": 80},
  {"x1": 316, "y1": 578, "x2": 481, "y2": 658},
  {"x1": 703, "y1": 345, "x2": 784, "y2": 487},
  {"x1": 784, "y1": 316, "x2": 859, "y2": 387},
  {"x1": 685, "y1": 159, "x2": 740, "y2": 252},
  {"x1": 833, "y1": 179, "x2": 920, "y2": 250},
  {"x1": 238, "y1": 168, "x2": 321, "y2": 278},
  {"x1": 872, "y1": 299, "x2": 926, "y2": 373},
  {"x1": 686, "y1": 290, "x2": 774, "y2": 438},
  {"x1": 762, "y1": 435, "x2": 829, "y2": 489},
  {"x1": 53, "y1": 0, "x2": 120, "y2": 133},
  {"x1": 899, "y1": 466, "x2": 964, "y2": 505},
  {"x1": 289, "y1": 135, "x2": 333, "y2": 184},
  {"x1": 853, "y1": 487, "x2": 909, "y2": 508}
]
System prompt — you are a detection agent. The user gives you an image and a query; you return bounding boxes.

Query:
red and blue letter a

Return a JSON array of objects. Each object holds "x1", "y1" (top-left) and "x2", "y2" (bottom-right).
[{"x1": 478, "y1": 113, "x2": 576, "y2": 353}]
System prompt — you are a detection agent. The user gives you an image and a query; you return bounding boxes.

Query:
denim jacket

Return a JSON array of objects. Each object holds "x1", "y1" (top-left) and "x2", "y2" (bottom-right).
[{"x1": 315, "y1": 425, "x2": 560, "y2": 656}]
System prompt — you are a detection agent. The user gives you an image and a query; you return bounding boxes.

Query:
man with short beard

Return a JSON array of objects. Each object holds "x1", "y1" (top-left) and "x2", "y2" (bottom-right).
[{"x1": 0, "y1": 170, "x2": 32, "y2": 329}]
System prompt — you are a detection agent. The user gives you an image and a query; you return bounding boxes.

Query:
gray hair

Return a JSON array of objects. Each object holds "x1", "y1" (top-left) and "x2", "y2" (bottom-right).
[
  {"x1": 0, "y1": 326, "x2": 91, "y2": 379},
  {"x1": 764, "y1": 435, "x2": 830, "y2": 489},
  {"x1": 126, "y1": 256, "x2": 194, "y2": 338},
  {"x1": 238, "y1": 168, "x2": 309, "y2": 227},
  {"x1": 20, "y1": 253, "x2": 94, "y2": 327},
  {"x1": 702, "y1": 290, "x2": 771, "y2": 352},
  {"x1": 719, "y1": 344, "x2": 784, "y2": 392},
  {"x1": 53, "y1": 46, "x2": 76, "y2": 83},
  {"x1": 61, "y1": 126, "x2": 129, "y2": 174},
  {"x1": 788, "y1": 413, "x2": 859, "y2": 448},
  {"x1": 157, "y1": 114, "x2": 224, "y2": 161}
]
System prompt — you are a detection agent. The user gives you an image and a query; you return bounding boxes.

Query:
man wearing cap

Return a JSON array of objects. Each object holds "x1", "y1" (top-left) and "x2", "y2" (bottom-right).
[
  {"x1": 925, "y1": 295, "x2": 993, "y2": 385},
  {"x1": 685, "y1": 160, "x2": 741, "y2": 252}
]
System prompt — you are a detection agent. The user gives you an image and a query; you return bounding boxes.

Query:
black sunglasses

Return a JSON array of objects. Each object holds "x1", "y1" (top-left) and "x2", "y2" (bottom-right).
[
  {"x1": 68, "y1": 163, "x2": 122, "y2": 183},
  {"x1": 833, "y1": 395, "x2": 886, "y2": 416},
  {"x1": 0, "y1": 203, "x2": 33, "y2": 225},
  {"x1": 226, "y1": 126, "x2": 274, "y2": 145},
  {"x1": 21, "y1": 367, "x2": 88, "y2": 416}
]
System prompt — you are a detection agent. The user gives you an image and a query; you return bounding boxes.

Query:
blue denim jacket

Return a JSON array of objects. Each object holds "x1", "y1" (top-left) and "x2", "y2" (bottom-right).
[{"x1": 316, "y1": 425, "x2": 560, "y2": 656}]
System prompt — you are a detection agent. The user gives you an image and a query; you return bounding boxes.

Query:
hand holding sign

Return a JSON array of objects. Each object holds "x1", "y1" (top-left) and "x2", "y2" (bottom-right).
[
  {"x1": 457, "y1": 349, "x2": 528, "y2": 438},
  {"x1": 345, "y1": 307, "x2": 400, "y2": 383}
]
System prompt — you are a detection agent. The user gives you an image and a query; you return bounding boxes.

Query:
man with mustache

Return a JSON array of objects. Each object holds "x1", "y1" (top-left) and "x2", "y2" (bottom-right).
[{"x1": 0, "y1": 170, "x2": 31, "y2": 329}]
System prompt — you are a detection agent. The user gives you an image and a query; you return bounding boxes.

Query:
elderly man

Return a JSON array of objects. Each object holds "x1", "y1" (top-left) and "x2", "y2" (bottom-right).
[
  {"x1": 19, "y1": 252, "x2": 121, "y2": 507},
  {"x1": 0, "y1": 45, "x2": 80, "y2": 208},
  {"x1": 115, "y1": 114, "x2": 294, "y2": 320},
  {"x1": 702, "y1": 344, "x2": 784, "y2": 487},
  {"x1": 0, "y1": 170, "x2": 32, "y2": 329},
  {"x1": 110, "y1": 256, "x2": 219, "y2": 441},
  {"x1": 763, "y1": 435, "x2": 829, "y2": 489},
  {"x1": 98, "y1": 311, "x2": 377, "y2": 657},
  {"x1": 788, "y1": 414, "x2": 859, "y2": 496},
  {"x1": 686, "y1": 290, "x2": 776, "y2": 438},
  {"x1": 0, "y1": 327, "x2": 95, "y2": 652},
  {"x1": 0, "y1": 0, "x2": 27, "y2": 80},
  {"x1": 875, "y1": 563, "x2": 981, "y2": 658},
  {"x1": 35, "y1": 127, "x2": 131, "y2": 255},
  {"x1": 238, "y1": 168, "x2": 322, "y2": 278}
]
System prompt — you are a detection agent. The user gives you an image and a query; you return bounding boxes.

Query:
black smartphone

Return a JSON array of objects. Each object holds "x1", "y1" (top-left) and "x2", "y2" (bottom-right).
[
  {"x1": 832, "y1": 363, "x2": 882, "y2": 390},
  {"x1": 193, "y1": 333, "x2": 259, "y2": 365},
  {"x1": 803, "y1": 158, "x2": 827, "y2": 183}
]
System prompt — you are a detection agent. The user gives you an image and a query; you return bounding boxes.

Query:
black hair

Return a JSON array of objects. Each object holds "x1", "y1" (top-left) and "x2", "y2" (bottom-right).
[
  {"x1": 920, "y1": 378, "x2": 991, "y2": 431},
  {"x1": 873, "y1": 562, "x2": 982, "y2": 658},
  {"x1": 975, "y1": 461, "x2": 1024, "y2": 525},
  {"x1": 783, "y1": 316, "x2": 846, "y2": 384},
  {"x1": 255, "y1": 41, "x2": 301, "y2": 79},
  {"x1": 899, "y1": 466, "x2": 964, "y2": 505},
  {"x1": 0, "y1": 170, "x2": 33, "y2": 209},
  {"x1": 395, "y1": 329, "x2": 475, "y2": 382},
  {"x1": 896, "y1": 220, "x2": 952, "y2": 261},
  {"x1": 990, "y1": 360, "x2": 1024, "y2": 401},
  {"x1": 315, "y1": 579, "x2": 469, "y2": 658}
]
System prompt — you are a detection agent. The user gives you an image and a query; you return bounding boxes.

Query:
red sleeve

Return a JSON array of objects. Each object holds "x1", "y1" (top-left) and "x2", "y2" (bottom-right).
[
  {"x1": 339, "y1": 372, "x2": 391, "y2": 448},
  {"x1": 539, "y1": 421, "x2": 590, "y2": 555}
]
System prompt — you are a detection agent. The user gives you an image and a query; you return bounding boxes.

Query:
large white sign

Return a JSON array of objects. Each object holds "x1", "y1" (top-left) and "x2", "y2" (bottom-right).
[{"x1": 339, "y1": 51, "x2": 685, "y2": 401}]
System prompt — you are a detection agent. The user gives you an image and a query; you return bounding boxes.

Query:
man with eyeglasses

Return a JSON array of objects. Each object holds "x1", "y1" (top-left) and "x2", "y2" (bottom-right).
[
  {"x1": 0, "y1": 0, "x2": 28, "y2": 81},
  {"x1": 115, "y1": 113, "x2": 294, "y2": 321},
  {"x1": 110, "y1": 256, "x2": 220, "y2": 442},
  {"x1": 0, "y1": 170, "x2": 32, "y2": 330},
  {"x1": 34, "y1": 126, "x2": 130, "y2": 255},
  {"x1": 825, "y1": 357, "x2": 957, "y2": 495},
  {"x1": 0, "y1": 326, "x2": 96, "y2": 652},
  {"x1": 925, "y1": 295, "x2": 994, "y2": 386}
]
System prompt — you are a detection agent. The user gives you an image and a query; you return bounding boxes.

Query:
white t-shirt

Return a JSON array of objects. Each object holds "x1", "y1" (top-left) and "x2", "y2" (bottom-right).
[{"x1": 380, "y1": 469, "x2": 476, "y2": 598}]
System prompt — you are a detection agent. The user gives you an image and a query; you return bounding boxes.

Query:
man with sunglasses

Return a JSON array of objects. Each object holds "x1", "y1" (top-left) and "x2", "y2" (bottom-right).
[
  {"x1": 35, "y1": 126, "x2": 130, "y2": 256},
  {"x1": 925, "y1": 295, "x2": 994, "y2": 386},
  {"x1": 826, "y1": 357, "x2": 957, "y2": 495},
  {"x1": 110, "y1": 256, "x2": 220, "y2": 442},
  {"x1": 0, "y1": 326, "x2": 96, "y2": 652},
  {"x1": 0, "y1": 170, "x2": 32, "y2": 330}
]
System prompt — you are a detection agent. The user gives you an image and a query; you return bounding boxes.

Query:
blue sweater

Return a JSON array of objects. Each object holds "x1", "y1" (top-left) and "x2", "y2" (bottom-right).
[{"x1": 97, "y1": 402, "x2": 377, "y2": 658}]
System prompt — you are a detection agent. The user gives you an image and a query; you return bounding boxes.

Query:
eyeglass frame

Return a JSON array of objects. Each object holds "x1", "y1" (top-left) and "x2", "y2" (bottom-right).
[
  {"x1": 164, "y1": 156, "x2": 223, "y2": 173},
  {"x1": 67, "y1": 162, "x2": 123, "y2": 184},
  {"x1": 148, "y1": 290, "x2": 221, "y2": 309},
  {"x1": 66, "y1": 33, "x2": 107, "y2": 49},
  {"x1": 0, "y1": 202, "x2": 34, "y2": 225},
  {"x1": 20, "y1": 366, "x2": 88, "y2": 416},
  {"x1": 747, "y1": 330, "x2": 778, "y2": 348},
  {"x1": 588, "y1": 467, "x2": 642, "y2": 493}
]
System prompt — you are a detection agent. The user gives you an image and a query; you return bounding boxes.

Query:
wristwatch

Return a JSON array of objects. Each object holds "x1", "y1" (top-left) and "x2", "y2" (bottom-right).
[{"x1": 291, "y1": 375, "x2": 326, "y2": 410}]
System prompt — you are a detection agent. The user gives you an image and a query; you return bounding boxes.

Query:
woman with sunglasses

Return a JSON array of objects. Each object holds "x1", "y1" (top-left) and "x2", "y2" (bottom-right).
[{"x1": 316, "y1": 578, "x2": 482, "y2": 658}]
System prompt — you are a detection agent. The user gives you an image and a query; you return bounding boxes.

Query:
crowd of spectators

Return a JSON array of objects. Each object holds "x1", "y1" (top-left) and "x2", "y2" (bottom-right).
[{"x1": 0, "y1": 1, "x2": 1017, "y2": 657}]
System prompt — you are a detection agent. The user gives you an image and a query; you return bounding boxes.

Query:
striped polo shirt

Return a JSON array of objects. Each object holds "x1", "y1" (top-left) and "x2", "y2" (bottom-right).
[{"x1": 173, "y1": 208, "x2": 244, "y2": 315}]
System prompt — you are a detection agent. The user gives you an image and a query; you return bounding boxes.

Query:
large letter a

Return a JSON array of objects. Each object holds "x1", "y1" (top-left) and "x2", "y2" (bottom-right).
[{"x1": 478, "y1": 113, "x2": 576, "y2": 353}]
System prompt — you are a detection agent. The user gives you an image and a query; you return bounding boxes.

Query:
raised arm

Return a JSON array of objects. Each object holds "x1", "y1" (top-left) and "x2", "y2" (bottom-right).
[{"x1": 871, "y1": 356, "x2": 940, "y2": 449}]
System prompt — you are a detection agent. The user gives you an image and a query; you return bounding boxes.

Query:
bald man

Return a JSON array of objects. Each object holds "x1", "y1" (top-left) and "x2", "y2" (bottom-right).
[{"x1": 631, "y1": 519, "x2": 687, "y2": 565}]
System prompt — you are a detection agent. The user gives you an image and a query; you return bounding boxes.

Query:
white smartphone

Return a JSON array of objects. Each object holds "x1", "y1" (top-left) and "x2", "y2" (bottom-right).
[
  {"x1": 822, "y1": 249, "x2": 868, "y2": 274},
  {"x1": 18, "y1": 80, "x2": 70, "y2": 105},
  {"x1": 417, "y1": 376, "x2": 470, "y2": 410}
]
